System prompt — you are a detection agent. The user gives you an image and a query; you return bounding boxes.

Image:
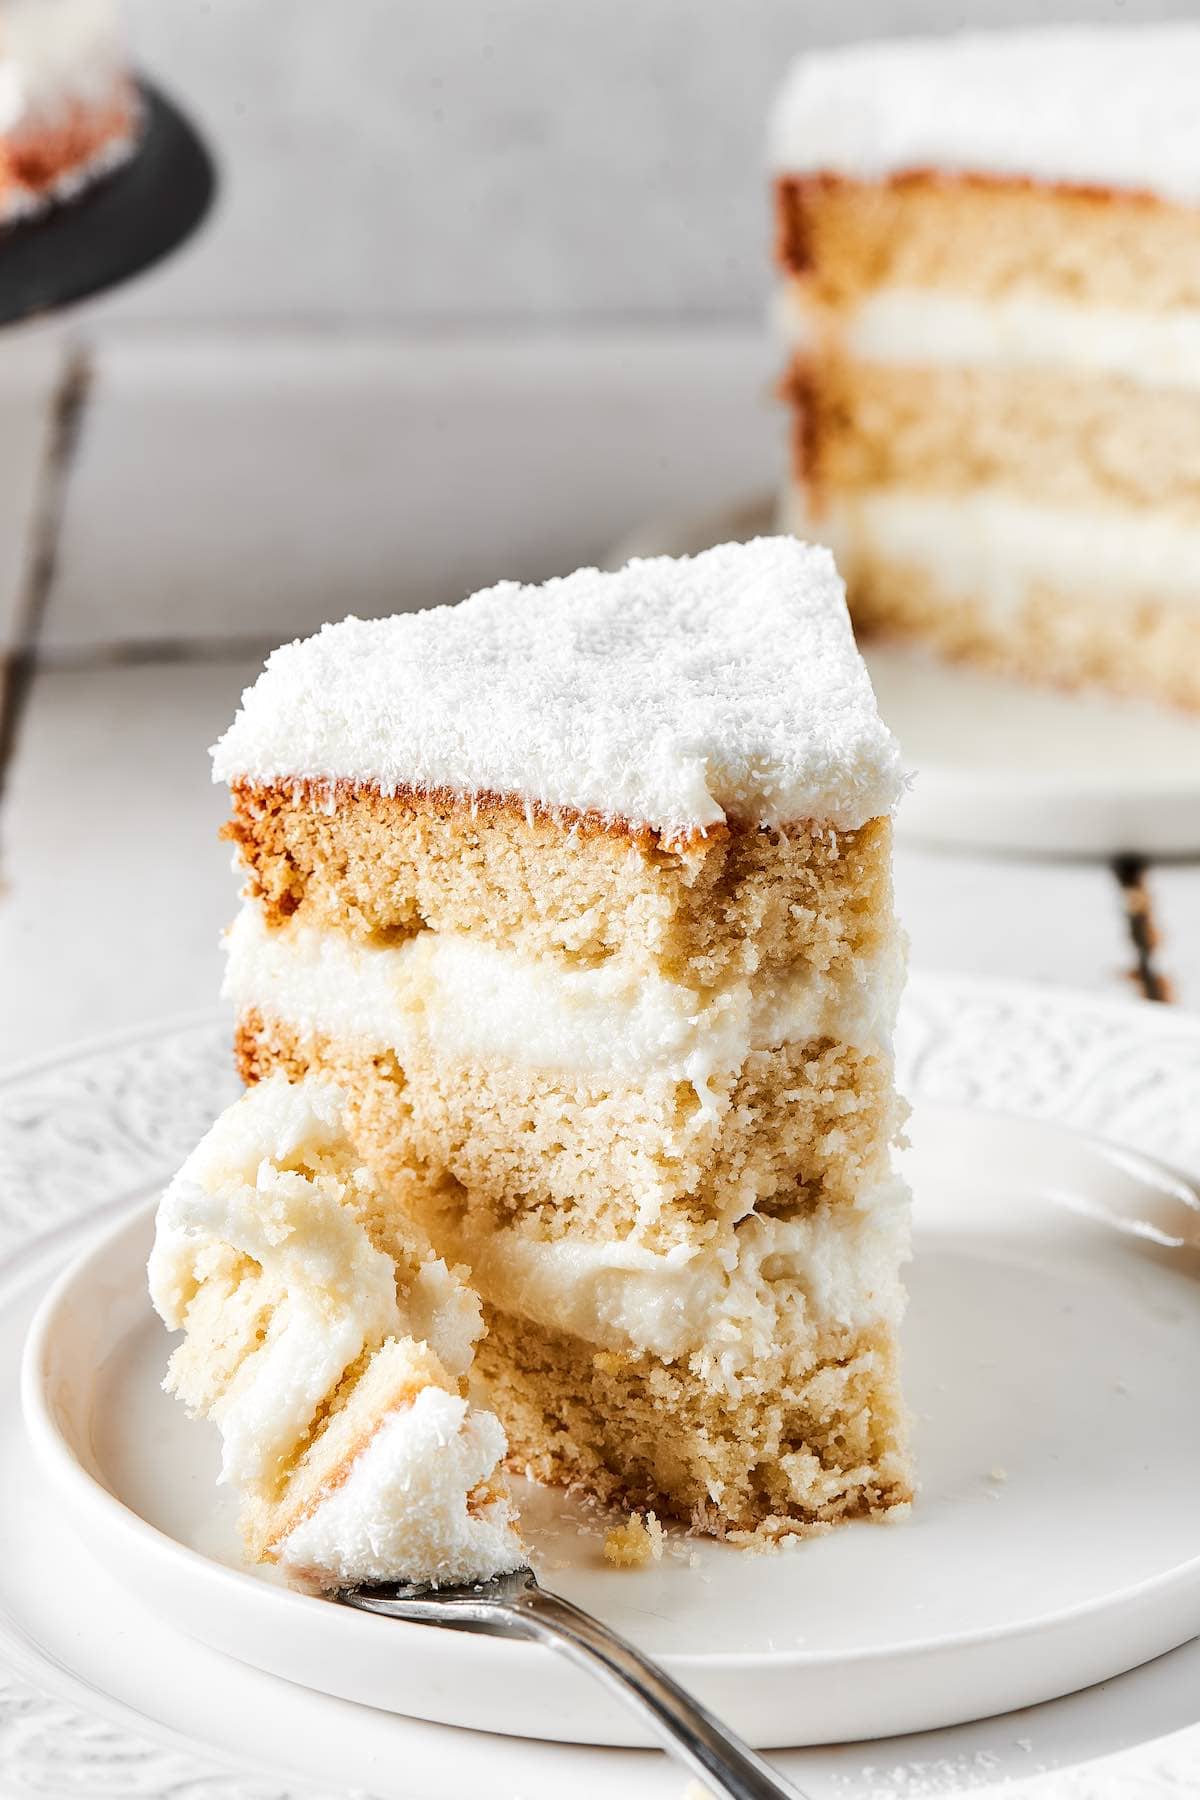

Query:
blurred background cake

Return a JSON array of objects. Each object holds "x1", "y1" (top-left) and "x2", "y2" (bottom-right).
[
  {"x1": 771, "y1": 25, "x2": 1200, "y2": 710},
  {"x1": 0, "y1": 0, "x2": 137, "y2": 220}
]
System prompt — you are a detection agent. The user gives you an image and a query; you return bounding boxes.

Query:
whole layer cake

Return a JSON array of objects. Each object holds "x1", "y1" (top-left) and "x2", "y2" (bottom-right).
[
  {"x1": 211, "y1": 537, "x2": 913, "y2": 1544},
  {"x1": 0, "y1": 0, "x2": 137, "y2": 221},
  {"x1": 771, "y1": 25, "x2": 1200, "y2": 710}
]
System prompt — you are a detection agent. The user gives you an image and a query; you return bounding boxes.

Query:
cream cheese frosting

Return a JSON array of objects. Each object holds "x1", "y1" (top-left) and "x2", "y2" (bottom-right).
[
  {"x1": 777, "y1": 285, "x2": 1200, "y2": 393},
  {"x1": 421, "y1": 1182, "x2": 910, "y2": 1390},
  {"x1": 783, "y1": 488, "x2": 1200, "y2": 618},
  {"x1": 769, "y1": 26, "x2": 1200, "y2": 203},
  {"x1": 211, "y1": 538, "x2": 904, "y2": 838},
  {"x1": 222, "y1": 903, "x2": 903, "y2": 1108}
]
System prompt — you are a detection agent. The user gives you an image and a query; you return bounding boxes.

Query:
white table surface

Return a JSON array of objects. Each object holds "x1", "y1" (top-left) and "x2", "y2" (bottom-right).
[{"x1": 0, "y1": 324, "x2": 1197, "y2": 1798}]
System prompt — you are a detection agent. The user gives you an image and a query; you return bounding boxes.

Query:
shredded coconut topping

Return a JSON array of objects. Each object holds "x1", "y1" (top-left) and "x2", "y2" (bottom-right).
[
  {"x1": 769, "y1": 26, "x2": 1200, "y2": 203},
  {"x1": 211, "y1": 538, "x2": 902, "y2": 839}
]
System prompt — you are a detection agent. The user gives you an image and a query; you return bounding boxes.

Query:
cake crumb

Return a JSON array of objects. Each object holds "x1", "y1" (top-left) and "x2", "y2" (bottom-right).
[
  {"x1": 988, "y1": 1466, "x2": 1008, "y2": 1483},
  {"x1": 604, "y1": 1511, "x2": 664, "y2": 1568},
  {"x1": 683, "y1": 1783, "x2": 715, "y2": 1800}
]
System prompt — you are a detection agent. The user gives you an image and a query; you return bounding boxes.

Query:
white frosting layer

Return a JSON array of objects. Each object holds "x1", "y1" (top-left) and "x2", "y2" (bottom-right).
[
  {"x1": 276, "y1": 1387, "x2": 523, "y2": 1590},
  {"x1": 769, "y1": 26, "x2": 1200, "y2": 203},
  {"x1": 212, "y1": 538, "x2": 903, "y2": 838},
  {"x1": 222, "y1": 905, "x2": 901, "y2": 1107},
  {"x1": 778, "y1": 284, "x2": 1200, "y2": 393},
  {"x1": 0, "y1": 0, "x2": 126, "y2": 132},
  {"x1": 148, "y1": 1076, "x2": 482, "y2": 1485},
  {"x1": 783, "y1": 488, "x2": 1200, "y2": 616},
  {"x1": 432, "y1": 1183, "x2": 909, "y2": 1385}
]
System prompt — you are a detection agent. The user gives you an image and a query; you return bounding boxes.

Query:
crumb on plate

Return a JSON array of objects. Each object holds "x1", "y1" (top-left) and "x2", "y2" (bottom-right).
[{"x1": 603, "y1": 1511, "x2": 664, "y2": 1568}]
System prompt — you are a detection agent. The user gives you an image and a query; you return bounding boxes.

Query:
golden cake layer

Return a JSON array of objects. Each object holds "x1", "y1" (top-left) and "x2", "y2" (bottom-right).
[
  {"x1": 783, "y1": 357, "x2": 1200, "y2": 518},
  {"x1": 225, "y1": 782, "x2": 893, "y2": 986},
  {"x1": 477, "y1": 1307, "x2": 910, "y2": 1541},
  {"x1": 776, "y1": 174, "x2": 1200, "y2": 313}
]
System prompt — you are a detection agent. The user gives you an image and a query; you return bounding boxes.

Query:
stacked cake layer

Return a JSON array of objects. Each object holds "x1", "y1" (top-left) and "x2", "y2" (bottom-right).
[
  {"x1": 771, "y1": 26, "x2": 1200, "y2": 710},
  {"x1": 148, "y1": 1074, "x2": 523, "y2": 1588},
  {"x1": 210, "y1": 539, "x2": 913, "y2": 1543}
]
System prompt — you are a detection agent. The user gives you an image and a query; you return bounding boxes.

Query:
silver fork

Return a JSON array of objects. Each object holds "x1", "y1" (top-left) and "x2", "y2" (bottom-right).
[{"x1": 335, "y1": 1565, "x2": 806, "y2": 1799}]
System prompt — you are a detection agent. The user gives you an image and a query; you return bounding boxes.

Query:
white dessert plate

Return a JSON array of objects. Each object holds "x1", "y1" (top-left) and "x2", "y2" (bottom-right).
[
  {"x1": 607, "y1": 499, "x2": 1200, "y2": 858},
  {"x1": 22, "y1": 1099, "x2": 1200, "y2": 1752}
]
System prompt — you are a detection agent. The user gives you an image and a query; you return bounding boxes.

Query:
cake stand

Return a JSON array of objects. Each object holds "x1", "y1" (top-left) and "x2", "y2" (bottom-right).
[{"x1": 0, "y1": 79, "x2": 216, "y2": 326}]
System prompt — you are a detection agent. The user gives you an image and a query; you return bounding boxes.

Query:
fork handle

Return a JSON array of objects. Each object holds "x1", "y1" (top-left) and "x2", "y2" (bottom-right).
[{"x1": 510, "y1": 1583, "x2": 804, "y2": 1800}]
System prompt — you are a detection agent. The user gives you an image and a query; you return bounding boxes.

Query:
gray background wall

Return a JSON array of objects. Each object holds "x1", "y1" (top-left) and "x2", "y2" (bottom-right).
[{"x1": 114, "y1": 0, "x2": 1198, "y2": 328}]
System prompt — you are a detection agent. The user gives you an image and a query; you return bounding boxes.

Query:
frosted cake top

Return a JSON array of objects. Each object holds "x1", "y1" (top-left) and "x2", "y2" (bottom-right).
[
  {"x1": 769, "y1": 26, "x2": 1200, "y2": 203},
  {"x1": 0, "y1": 0, "x2": 127, "y2": 125},
  {"x1": 212, "y1": 537, "x2": 903, "y2": 838}
]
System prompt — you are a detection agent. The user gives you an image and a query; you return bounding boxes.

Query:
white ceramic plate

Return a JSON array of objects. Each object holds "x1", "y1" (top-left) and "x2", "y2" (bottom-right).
[
  {"x1": 5, "y1": 991, "x2": 1200, "y2": 1795},
  {"x1": 607, "y1": 500, "x2": 1200, "y2": 858},
  {"x1": 22, "y1": 1099, "x2": 1200, "y2": 1751}
]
